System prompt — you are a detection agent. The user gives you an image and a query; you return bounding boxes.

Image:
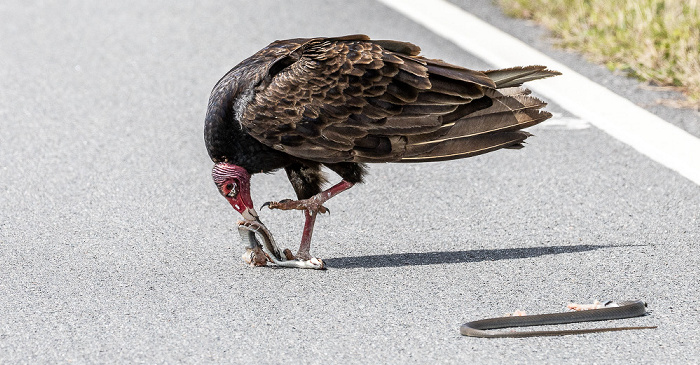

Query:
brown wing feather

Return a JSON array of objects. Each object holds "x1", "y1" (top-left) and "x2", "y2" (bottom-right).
[{"x1": 239, "y1": 35, "x2": 560, "y2": 164}]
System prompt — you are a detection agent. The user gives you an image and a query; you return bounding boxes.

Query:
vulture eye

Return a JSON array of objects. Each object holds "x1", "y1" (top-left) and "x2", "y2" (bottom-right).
[{"x1": 225, "y1": 182, "x2": 238, "y2": 198}]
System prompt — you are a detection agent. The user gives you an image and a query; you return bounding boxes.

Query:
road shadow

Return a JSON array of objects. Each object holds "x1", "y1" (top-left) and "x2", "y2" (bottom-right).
[{"x1": 323, "y1": 244, "x2": 609, "y2": 269}]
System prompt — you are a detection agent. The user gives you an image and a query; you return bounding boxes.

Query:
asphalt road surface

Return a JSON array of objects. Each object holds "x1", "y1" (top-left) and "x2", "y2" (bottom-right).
[{"x1": 2, "y1": 0, "x2": 698, "y2": 363}]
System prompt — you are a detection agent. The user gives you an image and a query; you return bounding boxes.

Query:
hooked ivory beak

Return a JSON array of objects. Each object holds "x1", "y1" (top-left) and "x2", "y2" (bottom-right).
[{"x1": 241, "y1": 207, "x2": 259, "y2": 222}]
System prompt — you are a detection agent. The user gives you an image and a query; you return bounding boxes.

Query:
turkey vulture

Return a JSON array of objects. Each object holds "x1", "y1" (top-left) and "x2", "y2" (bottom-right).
[{"x1": 204, "y1": 35, "x2": 559, "y2": 269}]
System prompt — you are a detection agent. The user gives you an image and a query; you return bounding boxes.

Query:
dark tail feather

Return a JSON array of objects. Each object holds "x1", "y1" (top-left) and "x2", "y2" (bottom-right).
[
  {"x1": 484, "y1": 66, "x2": 561, "y2": 88},
  {"x1": 348, "y1": 62, "x2": 559, "y2": 164},
  {"x1": 399, "y1": 84, "x2": 551, "y2": 162},
  {"x1": 400, "y1": 131, "x2": 531, "y2": 162}
]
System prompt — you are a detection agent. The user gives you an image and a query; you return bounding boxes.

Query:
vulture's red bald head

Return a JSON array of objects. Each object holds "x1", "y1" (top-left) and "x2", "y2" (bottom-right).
[{"x1": 212, "y1": 163, "x2": 258, "y2": 221}]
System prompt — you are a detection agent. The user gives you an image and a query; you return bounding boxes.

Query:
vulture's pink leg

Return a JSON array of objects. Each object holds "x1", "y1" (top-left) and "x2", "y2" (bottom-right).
[{"x1": 264, "y1": 180, "x2": 354, "y2": 260}]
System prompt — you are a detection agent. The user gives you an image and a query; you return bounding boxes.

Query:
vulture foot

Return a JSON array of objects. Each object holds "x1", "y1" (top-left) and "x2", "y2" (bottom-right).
[{"x1": 262, "y1": 198, "x2": 329, "y2": 215}]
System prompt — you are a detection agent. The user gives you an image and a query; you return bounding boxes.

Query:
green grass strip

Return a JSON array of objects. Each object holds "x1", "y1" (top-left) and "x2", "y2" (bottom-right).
[{"x1": 498, "y1": 0, "x2": 700, "y2": 107}]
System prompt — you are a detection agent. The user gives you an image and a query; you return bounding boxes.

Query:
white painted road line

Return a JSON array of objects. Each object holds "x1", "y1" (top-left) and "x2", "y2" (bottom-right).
[
  {"x1": 534, "y1": 114, "x2": 591, "y2": 130},
  {"x1": 379, "y1": 0, "x2": 700, "y2": 185}
]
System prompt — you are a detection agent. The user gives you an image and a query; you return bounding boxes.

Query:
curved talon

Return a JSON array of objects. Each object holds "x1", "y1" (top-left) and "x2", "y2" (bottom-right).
[
  {"x1": 261, "y1": 201, "x2": 289, "y2": 210},
  {"x1": 262, "y1": 199, "x2": 295, "y2": 210}
]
